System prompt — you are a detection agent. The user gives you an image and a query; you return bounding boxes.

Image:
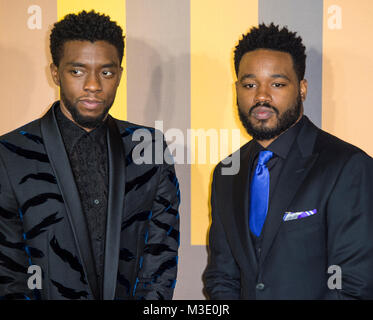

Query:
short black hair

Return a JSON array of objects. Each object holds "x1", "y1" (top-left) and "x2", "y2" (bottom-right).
[
  {"x1": 234, "y1": 23, "x2": 306, "y2": 81},
  {"x1": 50, "y1": 10, "x2": 125, "y2": 66}
]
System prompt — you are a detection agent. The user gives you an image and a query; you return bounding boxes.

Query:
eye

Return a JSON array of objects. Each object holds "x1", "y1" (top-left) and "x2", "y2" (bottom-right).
[
  {"x1": 102, "y1": 70, "x2": 114, "y2": 77},
  {"x1": 243, "y1": 83, "x2": 256, "y2": 89},
  {"x1": 272, "y1": 82, "x2": 286, "y2": 88},
  {"x1": 70, "y1": 69, "x2": 83, "y2": 76}
]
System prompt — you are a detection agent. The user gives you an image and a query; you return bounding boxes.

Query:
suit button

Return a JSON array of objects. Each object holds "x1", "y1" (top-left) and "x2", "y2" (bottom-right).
[{"x1": 256, "y1": 283, "x2": 265, "y2": 290}]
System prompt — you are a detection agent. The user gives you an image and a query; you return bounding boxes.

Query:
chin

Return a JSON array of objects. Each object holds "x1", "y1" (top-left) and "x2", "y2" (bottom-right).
[
  {"x1": 252, "y1": 118, "x2": 278, "y2": 130},
  {"x1": 78, "y1": 108, "x2": 103, "y2": 117}
]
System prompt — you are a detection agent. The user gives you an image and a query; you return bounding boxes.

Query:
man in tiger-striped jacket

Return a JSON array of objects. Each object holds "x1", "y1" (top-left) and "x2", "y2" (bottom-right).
[{"x1": 0, "y1": 10, "x2": 180, "y2": 300}]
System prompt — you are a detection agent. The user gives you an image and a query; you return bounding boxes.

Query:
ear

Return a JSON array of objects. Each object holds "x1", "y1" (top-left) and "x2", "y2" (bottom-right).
[
  {"x1": 235, "y1": 80, "x2": 239, "y2": 92},
  {"x1": 299, "y1": 79, "x2": 308, "y2": 102},
  {"x1": 117, "y1": 66, "x2": 124, "y2": 87},
  {"x1": 50, "y1": 63, "x2": 60, "y2": 86}
]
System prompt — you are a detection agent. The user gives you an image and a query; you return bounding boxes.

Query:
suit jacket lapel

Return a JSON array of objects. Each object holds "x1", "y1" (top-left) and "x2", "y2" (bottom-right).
[
  {"x1": 233, "y1": 141, "x2": 258, "y2": 274},
  {"x1": 259, "y1": 117, "x2": 319, "y2": 266},
  {"x1": 103, "y1": 116, "x2": 126, "y2": 300},
  {"x1": 40, "y1": 103, "x2": 99, "y2": 299}
]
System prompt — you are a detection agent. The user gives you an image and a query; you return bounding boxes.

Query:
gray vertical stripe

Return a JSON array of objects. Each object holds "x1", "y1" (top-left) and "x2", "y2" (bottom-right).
[
  {"x1": 259, "y1": 0, "x2": 324, "y2": 127},
  {"x1": 126, "y1": 0, "x2": 205, "y2": 299}
]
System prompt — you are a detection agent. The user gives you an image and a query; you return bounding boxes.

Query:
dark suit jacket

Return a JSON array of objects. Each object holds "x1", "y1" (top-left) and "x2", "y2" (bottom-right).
[
  {"x1": 0, "y1": 103, "x2": 180, "y2": 300},
  {"x1": 204, "y1": 116, "x2": 373, "y2": 299}
]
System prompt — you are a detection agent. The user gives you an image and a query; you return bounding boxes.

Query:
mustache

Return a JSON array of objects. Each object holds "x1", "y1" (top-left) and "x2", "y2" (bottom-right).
[{"x1": 249, "y1": 102, "x2": 279, "y2": 116}]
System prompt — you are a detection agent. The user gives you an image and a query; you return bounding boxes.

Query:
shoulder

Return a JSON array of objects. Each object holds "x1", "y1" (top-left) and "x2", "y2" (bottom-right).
[
  {"x1": 296, "y1": 117, "x2": 371, "y2": 167},
  {"x1": 111, "y1": 118, "x2": 173, "y2": 166},
  {"x1": 315, "y1": 127, "x2": 371, "y2": 163},
  {"x1": 112, "y1": 118, "x2": 165, "y2": 150},
  {"x1": 298, "y1": 122, "x2": 372, "y2": 180},
  {"x1": 0, "y1": 118, "x2": 43, "y2": 147},
  {"x1": 112, "y1": 117, "x2": 168, "y2": 154},
  {"x1": 213, "y1": 140, "x2": 253, "y2": 179},
  {"x1": 112, "y1": 118, "x2": 160, "y2": 139}
]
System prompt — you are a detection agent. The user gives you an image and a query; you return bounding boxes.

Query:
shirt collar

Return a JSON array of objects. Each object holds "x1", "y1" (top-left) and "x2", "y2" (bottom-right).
[{"x1": 253, "y1": 116, "x2": 305, "y2": 159}]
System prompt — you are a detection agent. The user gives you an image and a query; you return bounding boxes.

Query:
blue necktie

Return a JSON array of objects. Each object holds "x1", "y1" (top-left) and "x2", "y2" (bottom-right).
[{"x1": 249, "y1": 150, "x2": 273, "y2": 237}]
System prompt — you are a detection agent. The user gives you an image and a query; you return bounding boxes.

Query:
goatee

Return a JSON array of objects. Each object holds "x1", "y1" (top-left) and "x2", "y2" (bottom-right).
[
  {"x1": 60, "y1": 91, "x2": 113, "y2": 129},
  {"x1": 237, "y1": 94, "x2": 302, "y2": 141}
]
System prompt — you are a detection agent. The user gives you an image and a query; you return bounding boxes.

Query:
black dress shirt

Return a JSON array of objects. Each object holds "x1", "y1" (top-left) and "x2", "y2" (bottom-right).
[
  {"x1": 248, "y1": 116, "x2": 305, "y2": 259},
  {"x1": 55, "y1": 105, "x2": 108, "y2": 298}
]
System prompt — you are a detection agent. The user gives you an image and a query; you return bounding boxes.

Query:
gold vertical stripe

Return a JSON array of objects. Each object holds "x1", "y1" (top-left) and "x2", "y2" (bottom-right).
[
  {"x1": 0, "y1": 0, "x2": 57, "y2": 135},
  {"x1": 322, "y1": 0, "x2": 373, "y2": 156},
  {"x1": 190, "y1": 0, "x2": 258, "y2": 245},
  {"x1": 57, "y1": 0, "x2": 127, "y2": 120}
]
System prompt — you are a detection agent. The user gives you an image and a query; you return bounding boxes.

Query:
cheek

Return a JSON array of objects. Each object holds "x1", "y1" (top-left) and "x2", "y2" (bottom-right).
[
  {"x1": 105, "y1": 82, "x2": 120, "y2": 98},
  {"x1": 236, "y1": 90, "x2": 254, "y2": 108},
  {"x1": 60, "y1": 78, "x2": 83, "y2": 97},
  {"x1": 277, "y1": 92, "x2": 299, "y2": 111}
]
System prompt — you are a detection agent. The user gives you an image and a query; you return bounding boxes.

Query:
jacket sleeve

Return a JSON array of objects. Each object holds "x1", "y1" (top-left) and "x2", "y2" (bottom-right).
[
  {"x1": 133, "y1": 142, "x2": 180, "y2": 300},
  {"x1": 326, "y1": 152, "x2": 373, "y2": 299},
  {"x1": 203, "y1": 167, "x2": 241, "y2": 299},
  {"x1": 0, "y1": 153, "x2": 31, "y2": 299}
]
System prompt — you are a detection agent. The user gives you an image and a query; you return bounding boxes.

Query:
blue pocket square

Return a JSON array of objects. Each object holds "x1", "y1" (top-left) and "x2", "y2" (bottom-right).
[{"x1": 283, "y1": 209, "x2": 317, "y2": 221}]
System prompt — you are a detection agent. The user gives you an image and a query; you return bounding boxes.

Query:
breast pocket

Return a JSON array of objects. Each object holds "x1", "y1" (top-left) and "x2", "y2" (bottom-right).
[{"x1": 281, "y1": 210, "x2": 322, "y2": 232}]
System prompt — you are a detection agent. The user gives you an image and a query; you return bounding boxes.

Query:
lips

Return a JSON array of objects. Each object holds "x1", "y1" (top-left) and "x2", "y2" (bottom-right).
[
  {"x1": 79, "y1": 98, "x2": 104, "y2": 110},
  {"x1": 251, "y1": 106, "x2": 275, "y2": 120}
]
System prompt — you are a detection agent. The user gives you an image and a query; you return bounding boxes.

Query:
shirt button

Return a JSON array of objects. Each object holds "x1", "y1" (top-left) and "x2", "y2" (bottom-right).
[
  {"x1": 94, "y1": 199, "x2": 100, "y2": 205},
  {"x1": 256, "y1": 283, "x2": 265, "y2": 290}
]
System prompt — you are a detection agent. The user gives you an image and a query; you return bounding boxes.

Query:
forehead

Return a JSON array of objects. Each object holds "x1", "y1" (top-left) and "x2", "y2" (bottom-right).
[
  {"x1": 60, "y1": 40, "x2": 120, "y2": 65},
  {"x1": 238, "y1": 49, "x2": 296, "y2": 78}
]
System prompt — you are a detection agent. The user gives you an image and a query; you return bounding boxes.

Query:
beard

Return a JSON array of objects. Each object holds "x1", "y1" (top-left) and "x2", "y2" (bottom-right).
[
  {"x1": 237, "y1": 93, "x2": 302, "y2": 141},
  {"x1": 60, "y1": 90, "x2": 113, "y2": 129}
]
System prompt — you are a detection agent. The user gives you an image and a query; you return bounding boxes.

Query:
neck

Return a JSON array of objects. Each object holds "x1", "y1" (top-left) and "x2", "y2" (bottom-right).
[
  {"x1": 257, "y1": 137, "x2": 275, "y2": 149},
  {"x1": 256, "y1": 114, "x2": 303, "y2": 148},
  {"x1": 59, "y1": 100, "x2": 107, "y2": 132}
]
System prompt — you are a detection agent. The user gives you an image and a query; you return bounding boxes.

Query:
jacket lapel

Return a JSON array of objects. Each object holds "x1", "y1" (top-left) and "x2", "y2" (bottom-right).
[
  {"x1": 259, "y1": 117, "x2": 319, "y2": 266},
  {"x1": 102, "y1": 116, "x2": 126, "y2": 300},
  {"x1": 232, "y1": 141, "x2": 258, "y2": 274},
  {"x1": 40, "y1": 103, "x2": 99, "y2": 299}
]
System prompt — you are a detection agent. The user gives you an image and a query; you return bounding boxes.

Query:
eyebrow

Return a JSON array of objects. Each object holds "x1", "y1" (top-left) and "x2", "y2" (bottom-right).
[
  {"x1": 271, "y1": 74, "x2": 291, "y2": 81},
  {"x1": 66, "y1": 62, "x2": 118, "y2": 68},
  {"x1": 239, "y1": 73, "x2": 291, "y2": 81}
]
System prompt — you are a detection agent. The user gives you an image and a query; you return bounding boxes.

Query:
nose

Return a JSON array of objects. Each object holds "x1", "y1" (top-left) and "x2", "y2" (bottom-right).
[
  {"x1": 254, "y1": 85, "x2": 271, "y2": 104},
  {"x1": 84, "y1": 72, "x2": 102, "y2": 92}
]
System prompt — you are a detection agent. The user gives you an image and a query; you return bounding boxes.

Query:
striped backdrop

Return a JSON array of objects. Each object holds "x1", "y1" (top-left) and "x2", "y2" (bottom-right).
[{"x1": 1, "y1": 0, "x2": 372, "y2": 299}]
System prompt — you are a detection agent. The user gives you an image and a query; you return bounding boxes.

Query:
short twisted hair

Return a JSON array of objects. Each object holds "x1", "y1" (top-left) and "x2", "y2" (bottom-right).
[
  {"x1": 234, "y1": 23, "x2": 306, "y2": 81},
  {"x1": 50, "y1": 10, "x2": 125, "y2": 66}
]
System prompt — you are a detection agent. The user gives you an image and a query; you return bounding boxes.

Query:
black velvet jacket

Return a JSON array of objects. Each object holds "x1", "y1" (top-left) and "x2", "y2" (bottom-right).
[{"x1": 0, "y1": 102, "x2": 180, "y2": 300}]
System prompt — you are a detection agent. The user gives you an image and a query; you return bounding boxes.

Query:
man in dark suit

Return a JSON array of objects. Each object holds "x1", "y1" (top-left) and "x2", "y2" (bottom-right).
[
  {"x1": 0, "y1": 10, "x2": 180, "y2": 300},
  {"x1": 203, "y1": 23, "x2": 373, "y2": 299}
]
